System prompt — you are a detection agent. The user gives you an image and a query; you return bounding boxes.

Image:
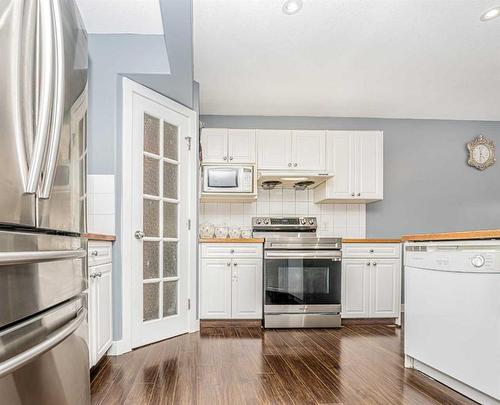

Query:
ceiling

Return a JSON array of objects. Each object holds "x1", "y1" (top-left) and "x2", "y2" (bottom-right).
[
  {"x1": 76, "y1": 0, "x2": 164, "y2": 34},
  {"x1": 194, "y1": 0, "x2": 500, "y2": 121}
]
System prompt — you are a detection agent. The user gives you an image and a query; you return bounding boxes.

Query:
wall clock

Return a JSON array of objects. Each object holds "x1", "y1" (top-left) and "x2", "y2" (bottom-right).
[{"x1": 467, "y1": 135, "x2": 495, "y2": 170}]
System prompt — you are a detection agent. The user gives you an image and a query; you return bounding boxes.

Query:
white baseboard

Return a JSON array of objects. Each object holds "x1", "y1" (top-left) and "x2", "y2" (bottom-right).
[{"x1": 107, "y1": 339, "x2": 132, "y2": 356}]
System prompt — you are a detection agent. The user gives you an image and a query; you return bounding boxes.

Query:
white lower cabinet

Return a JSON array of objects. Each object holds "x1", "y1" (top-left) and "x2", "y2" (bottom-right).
[
  {"x1": 200, "y1": 244, "x2": 263, "y2": 319},
  {"x1": 342, "y1": 243, "x2": 401, "y2": 319},
  {"x1": 88, "y1": 241, "x2": 113, "y2": 367}
]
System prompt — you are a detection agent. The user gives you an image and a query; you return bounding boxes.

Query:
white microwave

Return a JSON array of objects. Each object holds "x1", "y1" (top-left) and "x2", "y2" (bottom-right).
[{"x1": 202, "y1": 165, "x2": 254, "y2": 193}]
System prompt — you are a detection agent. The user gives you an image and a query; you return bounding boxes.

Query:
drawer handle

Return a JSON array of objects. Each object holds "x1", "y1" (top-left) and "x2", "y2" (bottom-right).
[
  {"x1": 366, "y1": 262, "x2": 371, "y2": 266},
  {"x1": 369, "y1": 249, "x2": 374, "y2": 253},
  {"x1": 90, "y1": 250, "x2": 98, "y2": 256},
  {"x1": 230, "y1": 249, "x2": 235, "y2": 254},
  {"x1": 372, "y1": 262, "x2": 377, "y2": 266}
]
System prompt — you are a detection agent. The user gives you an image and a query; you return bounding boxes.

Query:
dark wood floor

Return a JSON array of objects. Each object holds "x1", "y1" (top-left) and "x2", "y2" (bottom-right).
[{"x1": 91, "y1": 324, "x2": 476, "y2": 405}]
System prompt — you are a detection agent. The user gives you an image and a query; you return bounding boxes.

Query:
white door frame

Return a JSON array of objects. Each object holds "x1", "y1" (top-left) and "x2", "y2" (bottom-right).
[{"x1": 111, "y1": 77, "x2": 199, "y2": 355}]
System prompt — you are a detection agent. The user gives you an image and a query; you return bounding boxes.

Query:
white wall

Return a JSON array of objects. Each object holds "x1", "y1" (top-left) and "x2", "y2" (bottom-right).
[{"x1": 200, "y1": 188, "x2": 366, "y2": 238}]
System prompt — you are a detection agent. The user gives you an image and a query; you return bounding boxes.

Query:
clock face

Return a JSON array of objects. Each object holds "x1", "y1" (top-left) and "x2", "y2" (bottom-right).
[
  {"x1": 467, "y1": 135, "x2": 495, "y2": 170},
  {"x1": 472, "y1": 144, "x2": 491, "y2": 164}
]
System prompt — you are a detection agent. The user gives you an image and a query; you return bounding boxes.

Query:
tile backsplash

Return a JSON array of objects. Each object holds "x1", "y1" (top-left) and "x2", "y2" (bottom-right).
[
  {"x1": 87, "y1": 175, "x2": 115, "y2": 235},
  {"x1": 200, "y1": 188, "x2": 366, "y2": 238}
]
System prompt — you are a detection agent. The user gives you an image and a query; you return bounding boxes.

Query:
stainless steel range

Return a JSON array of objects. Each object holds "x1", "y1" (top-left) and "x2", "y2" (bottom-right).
[{"x1": 253, "y1": 217, "x2": 342, "y2": 328}]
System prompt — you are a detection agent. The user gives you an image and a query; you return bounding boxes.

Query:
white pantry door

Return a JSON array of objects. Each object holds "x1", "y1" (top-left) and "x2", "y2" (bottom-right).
[{"x1": 130, "y1": 84, "x2": 193, "y2": 348}]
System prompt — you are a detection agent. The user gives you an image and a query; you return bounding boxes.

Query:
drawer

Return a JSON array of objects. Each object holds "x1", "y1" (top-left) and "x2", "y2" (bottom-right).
[
  {"x1": 342, "y1": 243, "x2": 401, "y2": 259},
  {"x1": 88, "y1": 241, "x2": 113, "y2": 266},
  {"x1": 201, "y1": 243, "x2": 263, "y2": 258}
]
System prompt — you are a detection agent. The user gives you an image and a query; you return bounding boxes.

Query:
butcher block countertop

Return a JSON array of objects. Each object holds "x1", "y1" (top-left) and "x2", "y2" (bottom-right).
[
  {"x1": 402, "y1": 229, "x2": 500, "y2": 242},
  {"x1": 343, "y1": 238, "x2": 401, "y2": 244},
  {"x1": 199, "y1": 238, "x2": 265, "y2": 243},
  {"x1": 83, "y1": 233, "x2": 116, "y2": 242}
]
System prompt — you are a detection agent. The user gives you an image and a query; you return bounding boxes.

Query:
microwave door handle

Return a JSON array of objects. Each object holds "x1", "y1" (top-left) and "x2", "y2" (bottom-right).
[
  {"x1": 25, "y1": 0, "x2": 54, "y2": 194},
  {"x1": 0, "y1": 308, "x2": 86, "y2": 379},
  {"x1": 40, "y1": 0, "x2": 65, "y2": 199}
]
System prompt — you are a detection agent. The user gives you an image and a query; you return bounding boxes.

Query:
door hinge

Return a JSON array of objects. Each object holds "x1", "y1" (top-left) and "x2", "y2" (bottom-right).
[
  {"x1": 187, "y1": 298, "x2": 191, "y2": 310},
  {"x1": 185, "y1": 136, "x2": 192, "y2": 150},
  {"x1": 187, "y1": 219, "x2": 191, "y2": 230}
]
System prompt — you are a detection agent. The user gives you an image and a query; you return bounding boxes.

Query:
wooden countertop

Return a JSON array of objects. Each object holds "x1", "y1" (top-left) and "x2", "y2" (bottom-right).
[
  {"x1": 199, "y1": 238, "x2": 265, "y2": 243},
  {"x1": 83, "y1": 233, "x2": 116, "y2": 242},
  {"x1": 402, "y1": 229, "x2": 500, "y2": 242},
  {"x1": 343, "y1": 238, "x2": 401, "y2": 243}
]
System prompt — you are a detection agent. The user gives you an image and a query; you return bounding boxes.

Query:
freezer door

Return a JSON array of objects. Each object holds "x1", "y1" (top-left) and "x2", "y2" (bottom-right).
[
  {"x1": 37, "y1": 0, "x2": 88, "y2": 233},
  {"x1": 0, "y1": 296, "x2": 90, "y2": 405},
  {"x1": 0, "y1": 231, "x2": 87, "y2": 329},
  {"x1": 0, "y1": 0, "x2": 37, "y2": 227}
]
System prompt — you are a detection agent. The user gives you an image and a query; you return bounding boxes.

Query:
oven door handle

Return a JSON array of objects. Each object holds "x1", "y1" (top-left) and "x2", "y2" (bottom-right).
[{"x1": 265, "y1": 251, "x2": 341, "y2": 260}]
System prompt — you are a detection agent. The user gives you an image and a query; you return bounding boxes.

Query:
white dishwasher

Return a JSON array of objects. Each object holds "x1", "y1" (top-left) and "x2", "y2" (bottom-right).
[{"x1": 404, "y1": 240, "x2": 500, "y2": 405}]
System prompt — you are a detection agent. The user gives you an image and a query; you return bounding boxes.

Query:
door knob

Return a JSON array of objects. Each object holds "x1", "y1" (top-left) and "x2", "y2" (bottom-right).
[{"x1": 135, "y1": 230, "x2": 145, "y2": 240}]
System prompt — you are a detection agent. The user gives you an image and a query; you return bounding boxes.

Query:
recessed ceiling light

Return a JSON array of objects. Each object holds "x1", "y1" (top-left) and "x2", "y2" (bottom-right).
[
  {"x1": 282, "y1": 0, "x2": 303, "y2": 15},
  {"x1": 480, "y1": 6, "x2": 500, "y2": 21}
]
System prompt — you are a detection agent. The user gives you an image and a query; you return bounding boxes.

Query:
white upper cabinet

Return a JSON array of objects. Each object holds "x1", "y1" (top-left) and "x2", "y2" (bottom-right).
[
  {"x1": 292, "y1": 130, "x2": 326, "y2": 171},
  {"x1": 257, "y1": 129, "x2": 326, "y2": 171},
  {"x1": 201, "y1": 128, "x2": 256, "y2": 163},
  {"x1": 256, "y1": 130, "x2": 292, "y2": 169},
  {"x1": 315, "y1": 131, "x2": 383, "y2": 203},
  {"x1": 228, "y1": 129, "x2": 256, "y2": 163}
]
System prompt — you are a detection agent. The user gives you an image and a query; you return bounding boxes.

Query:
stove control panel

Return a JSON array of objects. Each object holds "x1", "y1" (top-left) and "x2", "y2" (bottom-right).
[{"x1": 252, "y1": 217, "x2": 317, "y2": 229}]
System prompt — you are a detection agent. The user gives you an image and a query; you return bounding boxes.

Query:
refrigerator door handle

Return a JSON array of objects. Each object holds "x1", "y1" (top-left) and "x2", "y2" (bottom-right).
[
  {"x1": 25, "y1": 0, "x2": 54, "y2": 194},
  {"x1": 40, "y1": 0, "x2": 65, "y2": 199},
  {"x1": 0, "y1": 307, "x2": 86, "y2": 379},
  {"x1": 0, "y1": 249, "x2": 87, "y2": 266}
]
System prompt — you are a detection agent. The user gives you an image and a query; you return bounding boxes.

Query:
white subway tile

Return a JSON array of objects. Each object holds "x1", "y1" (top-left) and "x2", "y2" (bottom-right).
[
  {"x1": 256, "y1": 201, "x2": 270, "y2": 215},
  {"x1": 88, "y1": 175, "x2": 114, "y2": 194},
  {"x1": 282, "y1": 189, "x2": 295, "y2": 202},
  {"x1": 282, "y1": 201, "x2": 296, "y2": 215},
  {"x1": 270, "y1": 202, "x2": 283, "y2": 216},
  {"x1": 92, "y1": 193, "x2": 115, "y2": 215},
  {"x1": 295, "y1": 201, "x2": 309, "y2": 215},
  {"x1": 308, "y1": 190, "x2": 315, "y2": 202},
  {"x1": 308, "y1": 202, "x2": 321, "y2": 215},
  {"x1": 346, "y1": 204, "x2": 361, "y2": 228},
  {"x1": 230, "y1": 203, "x2": 245, "y2": 226},
  {"x1": 319, "y1": 214, "x2": 334, "y2": 231},
  {"x1": 295, "y1": 190, "x2": 308, "y2": 202},
  {"x1": 216, "y1": 203, "x2": 230, "y2": 225},
  {"x1": 90, "y1": 214, "x2": 115, "y2": 234},
  {"x1": 269, "y1": 188, "x2": 283, "y2": 202},
  {"x1": 257, "y1": 189, "x2": 270, "y2": 202},
  {"x1": 333, "y1": 204, "x2": 347, "y2": 228},
  {"x1": 244, "y1": 202, "x2": 257, "y2": 216}
]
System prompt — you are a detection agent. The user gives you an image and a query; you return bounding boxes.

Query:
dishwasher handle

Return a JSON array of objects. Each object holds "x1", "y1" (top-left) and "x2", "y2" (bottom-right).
[{"x1": 0, "y1": 307, "x2": 86, "y2": 378}]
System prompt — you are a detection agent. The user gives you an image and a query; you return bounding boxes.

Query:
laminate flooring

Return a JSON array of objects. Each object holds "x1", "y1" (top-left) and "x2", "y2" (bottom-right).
[{"x1": 91, "y1": 324, "x2": 476, "y2": 405}]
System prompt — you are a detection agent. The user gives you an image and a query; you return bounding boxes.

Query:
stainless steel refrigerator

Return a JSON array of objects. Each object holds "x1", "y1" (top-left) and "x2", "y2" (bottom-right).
[{"x1": 0, "y1": 1, "x2": 90, "y2": 404}]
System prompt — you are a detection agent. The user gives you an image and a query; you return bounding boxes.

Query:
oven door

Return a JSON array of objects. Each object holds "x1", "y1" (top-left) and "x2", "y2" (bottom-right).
[
  {"x1": 264, "y1": 250, "x2": 341, "y2": 313},
  {"x1": 203, "y1": 166, "x2": 242, "y2": 193}
]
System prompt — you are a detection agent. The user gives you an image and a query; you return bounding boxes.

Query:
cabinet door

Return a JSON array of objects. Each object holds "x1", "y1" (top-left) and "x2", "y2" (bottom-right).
[
  {"x1": 201, "y1": 128, "x2": 228, "y2": 163},
  {"x1": 356, "y1": 131, "x2": 383, "y2": 200},
  {"x1": 328, "y1": 131, "x2": 355, "y2": 198},
  {"x1": 369, "y1": 259, "x2": 400, "y2": 318},
  {"x1": 94, "y1": 263, "x2": 113, "y2": 363},
  {"x1": 292, "y1": 130, "x2": 326, "y2": 171},
  {"x1": 341, "y1": 259, "x2": 370, "y2": 318},
  {"x1": 231, "y1": 258, "x2": 262, "y2": 319},
  {"x1": 256, "y1": 130, "x2": 292, "y2": 169},
  {"x1": 200, "y1": 259, "x2": 232, "y2": 319},
  {"x1": 228, "y1": 129, "x2": 256, "y2": 163}
]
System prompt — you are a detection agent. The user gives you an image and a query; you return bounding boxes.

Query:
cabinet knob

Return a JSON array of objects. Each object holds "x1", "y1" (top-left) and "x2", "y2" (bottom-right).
[
  {"x1": 233, "y1": 262, "x2": 238, "y2": 266},
  {"x1": 97, "y1": 272, "x2": 102, "y2": 277},
  {"x1": 223, "y1": 156, "x2": 228, "y2": 161},
  {"x1": 357, "y1": 193, "x2": 361, "y2": 197},
  {"x1": 351, "y1": 193, "x2": 355, "y2": 197},
  {"x1": 90, "y1": 250, "x2": 98, "y2": 256},
  {"x1": 229, "y1": 156, "x2": 233, "y2": 161},
  {"x1": 293, "y1": 163, "x2": 298, "y2": 167},
  {"x1": 367, "y1": 262, "x2": 371, "y2": 266},
  {"x1": 372, "y1": 262, "x2": 377, "y2": 266},
  {"x1": 90, "y1": 273, "x2": 96, "y2": 279},
  {"x1": 227, "y1": 262, "x2": 231, "y2": 267},
  {"x1": 369, "y1": 249, "x2": 374, "y2": 253},
  {"x1": 230, "y1": 249, "x2": 235, "y2": 254},
  {"x1": 288, "y1": 163, "x2": 292, "y2": 167}
]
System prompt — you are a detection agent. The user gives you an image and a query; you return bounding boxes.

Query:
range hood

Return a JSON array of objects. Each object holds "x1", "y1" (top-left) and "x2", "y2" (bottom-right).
[{"x1": 257, "y1": 171, "x2": 333, "y2": 190}]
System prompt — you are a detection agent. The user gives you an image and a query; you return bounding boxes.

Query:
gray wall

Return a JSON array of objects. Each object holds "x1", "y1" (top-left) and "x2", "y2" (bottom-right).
[{"x1": 200, "y1": 115, "x2": 500, "y2": 237}]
